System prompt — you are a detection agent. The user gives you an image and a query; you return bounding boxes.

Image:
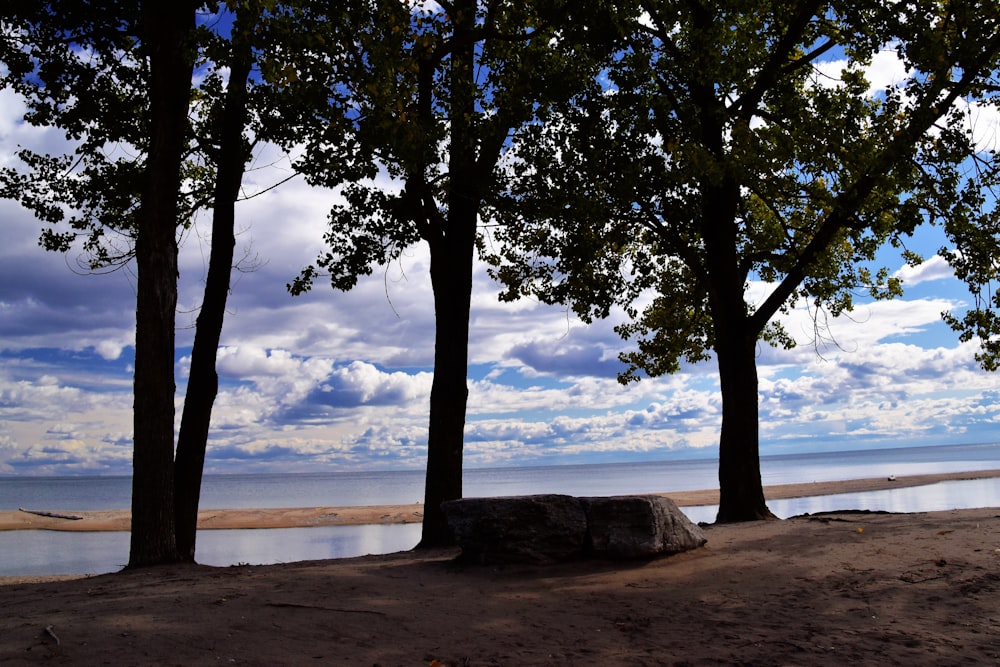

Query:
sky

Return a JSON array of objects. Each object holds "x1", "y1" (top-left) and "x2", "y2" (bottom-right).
[{"x1": 1, "y1": 38, "x2": 998, "y2": 478}]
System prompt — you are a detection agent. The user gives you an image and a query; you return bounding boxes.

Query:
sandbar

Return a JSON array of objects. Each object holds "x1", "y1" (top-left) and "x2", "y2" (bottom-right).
[{"x1": 1, "y1": 467, "x2": 997, "y2": 532}]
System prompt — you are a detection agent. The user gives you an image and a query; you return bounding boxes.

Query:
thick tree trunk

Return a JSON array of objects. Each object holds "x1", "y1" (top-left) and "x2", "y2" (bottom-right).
[
  {"x1": 714, "y1": 323, "x2": 774, "y2": 522},
  {"x1": 417, "y1": 0, "x2": 477, "y2": 548},
  {"x1": 694, "y1": 108, "x2": 774, "y2": 523},
  {"x1": 128, "y1": 2, "x2": 195, "y2": 568},
  {"x1": 173, "y1": 32, "x2": 252, "y2": 562}
]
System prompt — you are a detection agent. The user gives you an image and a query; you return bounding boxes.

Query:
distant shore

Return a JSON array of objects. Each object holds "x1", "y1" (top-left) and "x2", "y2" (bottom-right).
[{"x1": 2, "y1": 468, "x2": 998, "y2": 532}]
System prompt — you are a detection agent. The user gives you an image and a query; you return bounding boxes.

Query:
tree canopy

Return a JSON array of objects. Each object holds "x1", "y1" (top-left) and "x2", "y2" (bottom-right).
[{"x1": 1, "y1": 3, "x2": 151, "y2": 266}]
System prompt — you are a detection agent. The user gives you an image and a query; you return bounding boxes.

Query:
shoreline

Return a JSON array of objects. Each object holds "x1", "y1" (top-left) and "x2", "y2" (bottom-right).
[{"x1": 2, "y1": 468, "x2": 998, "y2": 532}]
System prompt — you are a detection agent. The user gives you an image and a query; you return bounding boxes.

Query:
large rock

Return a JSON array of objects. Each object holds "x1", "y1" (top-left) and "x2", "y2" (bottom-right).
[
  {"x1": 442, "y1": 493, "x2": 706, "y2": 564},
  {"x1": 442, "y1": 494, "x2": 588, "y2": 564},
  {"x1": 582, "y1": 495, "x2": 707, "y2": 559}
]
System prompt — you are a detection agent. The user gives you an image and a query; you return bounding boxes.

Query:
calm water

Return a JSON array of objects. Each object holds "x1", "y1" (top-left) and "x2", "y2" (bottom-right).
[
  {"x1": 1, "y1": 442, "x2": 998, "y2": 576},
  {"x1": 4, "y1": 524, "x2": 424, "y2": 577}
]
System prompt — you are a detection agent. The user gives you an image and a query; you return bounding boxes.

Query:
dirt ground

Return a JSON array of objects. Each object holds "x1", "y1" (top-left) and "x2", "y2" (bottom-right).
[{"x1": 2, "y1": 507, "x2": 998, "y2": 666}]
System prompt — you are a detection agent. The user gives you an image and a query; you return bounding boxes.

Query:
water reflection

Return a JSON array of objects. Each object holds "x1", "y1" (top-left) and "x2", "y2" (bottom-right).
[
  {"x1": 0, "y1": 530, "x2": 131, "y2": 577},
  {"x1": 0, "y1": 523, "x2": 421, "y2": 577},
  {"x1": 682, "y1": 478, "x2": 1000, "y2": 524},
  {"x1": 194, "y1": 523, "x2": 421, "y2": 568}
]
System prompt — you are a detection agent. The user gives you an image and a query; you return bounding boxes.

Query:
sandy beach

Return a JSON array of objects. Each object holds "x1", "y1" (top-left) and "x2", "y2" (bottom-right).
[
  {"x1": 3, "y1": 468, "x2": 998, "y2": 533},
  {"x1": 0, "y1": 503, "x2": 997, "y2": 665}
]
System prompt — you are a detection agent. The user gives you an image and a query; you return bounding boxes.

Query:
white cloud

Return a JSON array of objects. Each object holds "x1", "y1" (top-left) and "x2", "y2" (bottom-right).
[
  {"x1": 810, "y1": 44, "x2": 910, "y2": 95},
  {"x1": 0, "y1": 366, "x2": 134, "y2": 474},
  {"x1": 322, "y1": 360, "x2": 432, "y2": 405},
  {"x1": 893, "y1": 255, "x2": 955, "y2": 286},
  {"x1": 214, "y1": 346, "x2": 332, "y2": 380},
  {"x1": 760, "y1": 291, "x2": 956, "y2": 357},
  {"x1": 864, "y1": 45, "x2": 911, "y2": 94},
  {"x1": 956, "y1": 97, "x2": 1000, "y2": 153}
]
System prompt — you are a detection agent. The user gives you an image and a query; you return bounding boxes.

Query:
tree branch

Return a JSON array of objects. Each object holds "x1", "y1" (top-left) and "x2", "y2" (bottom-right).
[
  {"x1": 731, "y1": 1, "x2": 827, "y2": 119},
  {"x1": 748, "y1": 44, "x2": 1000, "y2": 333}
]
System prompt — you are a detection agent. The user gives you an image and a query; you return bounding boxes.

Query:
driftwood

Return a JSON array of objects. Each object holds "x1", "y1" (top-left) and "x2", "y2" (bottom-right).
[
  {"x1": 18, "y1": 508, "x2": 84, "y2": 521},
  {"x1": 43, "y1": 625, "x2": 60, "y2": 645},
  {"x1": 265, "y1": 601, "x2": 387, "y2": 616}
]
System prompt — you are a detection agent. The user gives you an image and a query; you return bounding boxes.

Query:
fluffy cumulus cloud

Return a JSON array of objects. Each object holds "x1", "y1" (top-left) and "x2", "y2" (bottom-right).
[
  {"x1": 314, "y1": 360, "x2": 432, "y2": 407},
  {"x1": 2, "y1": 48, "x2": 999, "y2": 478},
  {"x1": 893, "y1": 255, "x2": 956, "y2": 287}
]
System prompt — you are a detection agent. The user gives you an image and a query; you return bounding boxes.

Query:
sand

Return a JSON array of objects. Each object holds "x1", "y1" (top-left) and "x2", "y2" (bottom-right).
[
  {"x1": 0, "y1": 471, "x2": 998, "y2": 665},
  {"x1": 0, "y1": 507, "x2": 996, "y2": 665},
  {"x1": 2, "y1": 468, "x2": 998, "y2": 532}
]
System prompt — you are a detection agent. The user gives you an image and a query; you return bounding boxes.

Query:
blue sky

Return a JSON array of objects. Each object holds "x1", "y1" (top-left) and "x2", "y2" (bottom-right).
[{"x1": 1, "y1": 39, "x2": 998, "y2": 477}]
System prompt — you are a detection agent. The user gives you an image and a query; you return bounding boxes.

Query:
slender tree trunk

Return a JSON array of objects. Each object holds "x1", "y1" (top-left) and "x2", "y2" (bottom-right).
[
  {"x1": 713, "y1": 321, "x2": 774, "y2": 522},
  {"x1": 419, "y1": 220, "x2": 475, "y2": 547},
  {"x1": 173, "y1": 32, "x2": 252, "y2": 561},
  {"x1": 129, "y1": 2, "x2": 195, "y2": 568},
  {"x1": 417, "y1": 0, "x2": 477, "y2": 548}
]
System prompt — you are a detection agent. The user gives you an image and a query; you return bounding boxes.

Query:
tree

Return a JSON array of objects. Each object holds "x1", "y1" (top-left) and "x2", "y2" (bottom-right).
[
  {"x1": 282, "y1": 0, "x2": 624, "y2": 545},
  {"x1": 173, "y1": 1, "x2": 261, "y2": 562},
  {"x1": 1, "y1": 0, "x2": 197, "y2": 565},
  {"x1": 488, "y1": 0, "x2": 1000, "y2": 521},
  {"x1": 1, "y1": 1, "x2": 265, "y2": 563},
  {"x1": 131, "y1": 1, "x2": 200, "y2": 566}
]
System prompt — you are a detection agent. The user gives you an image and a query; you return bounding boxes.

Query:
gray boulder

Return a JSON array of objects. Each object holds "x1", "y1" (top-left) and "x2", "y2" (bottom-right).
[
  {"x1": 442, "y1": 493, "x2": 706, "y2": 564},
  {"x1": 582, "y1": 495, "x2": 707, "y2": 559},
  {"x1": 441, "y1": 494, "x2": 588, "y2": 564}
]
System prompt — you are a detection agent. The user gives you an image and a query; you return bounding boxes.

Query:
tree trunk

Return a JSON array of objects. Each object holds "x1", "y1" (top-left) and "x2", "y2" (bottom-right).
[
  {"x1": 173, "y1": 26, "x2": 253, "y2": 562},
  {"x1": 714, "y1": 322, "x2": 774, "y2": 522},
  {"x1": 694, "y1": 109, "x2": 774, "y2": 522},
  {"x1": 128, "y1": 2, "x2": 195, "y2": 568},
  {"x1": 419, "y1": 223, "x2": 475, "y2": 547},
  {"x1": 417, "y1": 0, "x2": 477, "y2": 548}
]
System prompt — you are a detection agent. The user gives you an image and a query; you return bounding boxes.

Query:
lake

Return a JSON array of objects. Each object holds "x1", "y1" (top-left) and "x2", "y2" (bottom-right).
[{"x1": 1, "y1": 442, "x2": 997, "y2": 576}]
